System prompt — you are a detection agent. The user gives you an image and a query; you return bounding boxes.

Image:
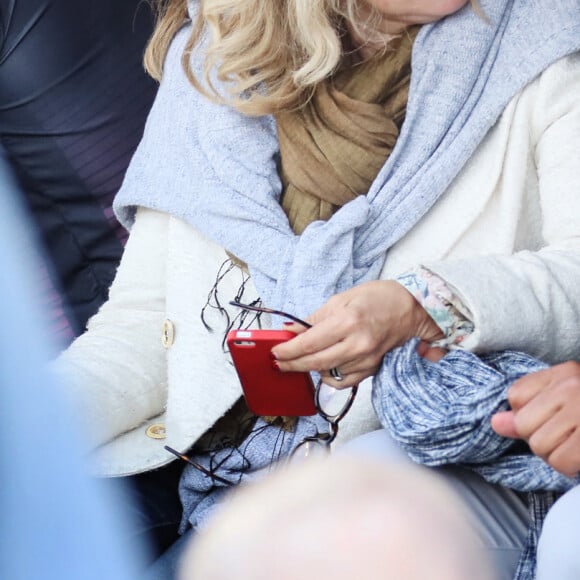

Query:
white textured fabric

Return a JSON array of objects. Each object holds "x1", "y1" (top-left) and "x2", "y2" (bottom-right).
[
  {"x1": 384, "y1": 51, "x2": 580, "y2": 361},
  {"x1": 52, "y1": 209, "x2": 261, "y2": 476}
]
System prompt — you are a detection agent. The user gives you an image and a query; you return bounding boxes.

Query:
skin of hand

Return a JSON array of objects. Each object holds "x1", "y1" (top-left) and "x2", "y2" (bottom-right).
[
  {"x1": 416, "y1": 340, "x2": 447, "y2": 362},
  {"x1": 491, "y1": 361, "x2": 580, "y2": 478},
  {"x1": 271, "y1": 280, "x2": 443, "y2": 388}
]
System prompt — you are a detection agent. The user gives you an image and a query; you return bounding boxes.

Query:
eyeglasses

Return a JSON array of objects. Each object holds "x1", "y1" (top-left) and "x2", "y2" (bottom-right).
[
  {"x1": 229, "y1": 301, "x2": 358, "y2": 458},
  {"x1": 164, "y1": 300, "x2": 358, "y2": 484},
  {"x1": 164, "y1": 445, "x2": 233, "y2": 485}
]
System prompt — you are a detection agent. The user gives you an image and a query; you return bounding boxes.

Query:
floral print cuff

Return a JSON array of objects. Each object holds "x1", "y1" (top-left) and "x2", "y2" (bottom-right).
[{"x1": 396, "y1": 267, "x2": 474, "y2": 348}]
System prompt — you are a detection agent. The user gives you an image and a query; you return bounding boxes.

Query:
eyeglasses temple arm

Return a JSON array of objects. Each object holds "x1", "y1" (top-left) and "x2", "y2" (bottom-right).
[{"x1": 228, "y1": 300, "x2": 312, "y2": 329}]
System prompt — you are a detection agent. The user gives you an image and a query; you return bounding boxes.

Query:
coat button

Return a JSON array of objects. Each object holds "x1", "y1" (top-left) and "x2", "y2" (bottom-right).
[
  {"x1": 161, "y1": 319, "x2": 175, "y2": 348},
  {"x1": 146, "y1": 423, "x2": 166, "y2": 439}
]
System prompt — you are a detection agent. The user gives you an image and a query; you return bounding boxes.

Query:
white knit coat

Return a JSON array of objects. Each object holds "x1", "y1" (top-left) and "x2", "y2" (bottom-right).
[{"x1": 53, "y1": 53, "x2": 580, "y2": 477}]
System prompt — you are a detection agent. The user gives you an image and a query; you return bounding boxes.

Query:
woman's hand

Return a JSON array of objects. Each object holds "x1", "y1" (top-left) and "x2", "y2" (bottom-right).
[
  {"x1": 271, "y1": 280, "x2": 443, "y2": 388},
  {"x1": 491, "y1": 361, "x2": 580, "y2": 477}
]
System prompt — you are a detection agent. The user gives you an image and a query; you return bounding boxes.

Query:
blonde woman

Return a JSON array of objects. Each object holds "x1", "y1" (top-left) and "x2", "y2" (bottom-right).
[{"x1": 53, "y1": 0, "x2": 580, "y2": 578}]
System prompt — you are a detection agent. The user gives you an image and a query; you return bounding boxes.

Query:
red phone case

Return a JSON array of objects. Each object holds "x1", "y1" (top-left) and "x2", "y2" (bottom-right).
[{"x1": 227, "y1": 329, "x2": 317, "y2": 416}]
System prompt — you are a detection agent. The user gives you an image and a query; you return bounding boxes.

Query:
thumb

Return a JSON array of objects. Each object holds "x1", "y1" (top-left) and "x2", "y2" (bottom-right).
[
  {"x1": 491, "y1": 411, "x2": 520, "y2": 439},
  {"x1": 416, "y1": 340, "x2": 447, "y2": 362}
]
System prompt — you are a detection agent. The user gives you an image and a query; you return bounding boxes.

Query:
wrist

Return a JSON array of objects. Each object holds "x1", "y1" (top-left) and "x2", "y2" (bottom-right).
[
  {"x1": 395, "y1": 268, "x2": 473, "y2": 347},
  {"x1": 386, "y1": 280, "x2": 444, "y2": 343},
  {"x1": 402, "y1": 287, "x2": 444, "y2": 342},
  {"x1": 414, "y1": 301, "x2": 445, "y2": 342}
]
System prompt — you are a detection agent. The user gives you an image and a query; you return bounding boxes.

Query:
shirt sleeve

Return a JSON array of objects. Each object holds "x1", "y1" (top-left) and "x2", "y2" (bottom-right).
[{"x1": 396, "y1": 267, "x2": 474, "y2": 349}]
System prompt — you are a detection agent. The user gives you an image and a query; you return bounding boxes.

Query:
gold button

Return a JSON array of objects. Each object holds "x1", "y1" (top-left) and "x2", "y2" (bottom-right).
[
  {"x1": 161, "y1": 319, "x2": 175, "y2": 348},
  {"x1": 146, "y1": 423, "x2": 166, "y2": 440}
]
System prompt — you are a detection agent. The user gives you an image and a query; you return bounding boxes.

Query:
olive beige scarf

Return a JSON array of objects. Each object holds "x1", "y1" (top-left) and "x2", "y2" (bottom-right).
[{"x1": 277, "y1": 29, "x2": 418, "y2": 234}]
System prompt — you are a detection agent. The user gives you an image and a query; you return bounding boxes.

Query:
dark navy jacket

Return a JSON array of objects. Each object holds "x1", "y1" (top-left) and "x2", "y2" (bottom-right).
[{"x1": 0, "y1": 0, "x2": 157, "y2": 344}]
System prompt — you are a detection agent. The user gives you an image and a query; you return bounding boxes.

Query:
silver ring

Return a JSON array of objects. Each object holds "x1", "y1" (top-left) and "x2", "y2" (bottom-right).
[{"x1": 330, "y1": 367, "x2": 344, "y2": 381}]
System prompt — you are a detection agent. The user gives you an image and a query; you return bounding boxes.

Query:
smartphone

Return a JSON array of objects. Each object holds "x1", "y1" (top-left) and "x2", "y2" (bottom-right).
[{"x1": 227, "y1": 329, "x2": 317, "y2": 416}]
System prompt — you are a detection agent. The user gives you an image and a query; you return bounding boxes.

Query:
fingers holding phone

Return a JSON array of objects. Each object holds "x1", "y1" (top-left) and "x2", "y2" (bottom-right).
[{"x1": 271, "y1": 281, "x2": 443, "y2": 389}]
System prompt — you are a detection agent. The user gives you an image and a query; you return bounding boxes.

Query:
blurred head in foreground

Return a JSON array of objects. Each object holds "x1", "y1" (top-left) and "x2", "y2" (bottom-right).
[{"x1": 181, "y1": 456, "x2": 495, "y2": 580}]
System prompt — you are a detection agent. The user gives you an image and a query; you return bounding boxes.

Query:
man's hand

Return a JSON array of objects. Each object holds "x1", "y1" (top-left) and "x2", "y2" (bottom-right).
[{"x1": 491, "y1": 361, "x2": 580, "y2": 477}]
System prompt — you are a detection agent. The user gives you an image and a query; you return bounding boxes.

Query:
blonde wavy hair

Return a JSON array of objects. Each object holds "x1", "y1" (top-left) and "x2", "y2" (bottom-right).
[{"x1": 144, "y1": 0, "x2": 480, "y2": 116}]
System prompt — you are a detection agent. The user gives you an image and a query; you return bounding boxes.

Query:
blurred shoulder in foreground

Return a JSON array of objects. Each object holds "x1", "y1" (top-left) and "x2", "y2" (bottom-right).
[{"x1": 0, "y1": 150, "x2": 144, "y2": 580}]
